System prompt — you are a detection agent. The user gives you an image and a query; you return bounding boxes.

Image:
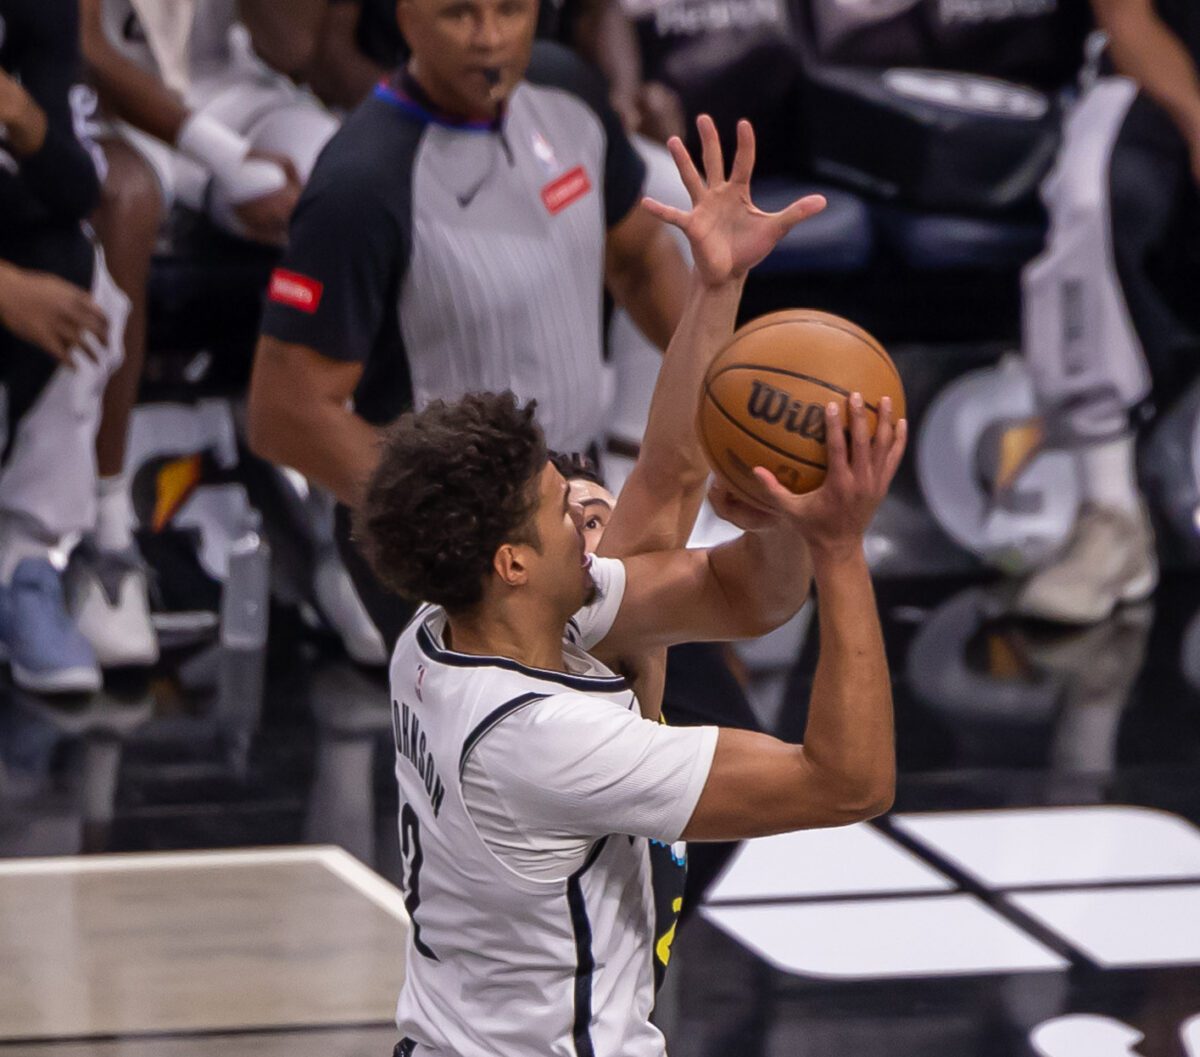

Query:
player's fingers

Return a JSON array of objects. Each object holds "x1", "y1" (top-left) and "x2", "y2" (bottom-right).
[
  {"x1": 729, "y1": 118, "x2": 756, "y2": 185},
  {"x1": 640, "y1": 196, "x2": 691, "y2": 229},
  {"x1": 881, "y1": 419, "x2": 908, "y2": 484},
  {"x1": 847, "y1": 393, "x2": 871, "y2": 472},
  {"x1": 75, "y1": 294, "x2": 109, "y2": 346},
  {"x1": 279, "y1": 156, "x2": 301, "y2": 185},
  {"x1": 823, "y1": 401, "x2": 851, "y2": 481},
  {"x1": 751, "y1": 466, "x2": 795, "y2": 508},
  {"x1": 775, "y1": 194, "x2": 826, "y2": 233},
  {"x1": 697, "y1": 113, "x2": 724, "y2": 186},
  {"x1": 872, "y1": 396, "x2": 894, "y2": 474},
  {"x1": 665, "y1": 136, "x2": 705, "y2": 203},
  {"x1": 49, "y1": 326, "x2": 77, "y2": 368}
]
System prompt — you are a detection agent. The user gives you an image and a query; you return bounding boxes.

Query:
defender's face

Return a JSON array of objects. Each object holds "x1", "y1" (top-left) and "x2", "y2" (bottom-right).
[
  {"x1": 527, "y1": 462, "x2": 593, "y2": 614},
  {"x1": 398, "y1": 0, "x2": 538, "y2": 119},
  {"x1": 567, "y1": 479, "x2": 615, "y2": 554}
]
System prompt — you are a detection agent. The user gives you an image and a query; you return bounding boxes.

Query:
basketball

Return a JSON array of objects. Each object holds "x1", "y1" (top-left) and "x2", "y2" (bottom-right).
[{"x1": 697, "y1": 309, "x2": 906, "y2": 501}]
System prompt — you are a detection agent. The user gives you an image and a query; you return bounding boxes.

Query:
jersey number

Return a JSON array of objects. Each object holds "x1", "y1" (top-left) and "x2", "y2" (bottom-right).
[{"x1": 401, "y1": 803, "x2": 439, "y2": 961}]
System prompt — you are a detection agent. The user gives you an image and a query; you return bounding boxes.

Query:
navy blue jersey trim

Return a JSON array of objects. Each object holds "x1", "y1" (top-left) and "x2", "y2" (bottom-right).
[
  {"x1": 458, "y1": 692, "x2": 549, "y2": 777},
  {"x1": 417, "y1": 622, "x2": 628, "y2": 693},
  {"x1": 567, "y1": 837, "x2": 608, "y2": 1057},
  {"x1": 374, "y1": 81, "x2": 498, "y2": 132}
]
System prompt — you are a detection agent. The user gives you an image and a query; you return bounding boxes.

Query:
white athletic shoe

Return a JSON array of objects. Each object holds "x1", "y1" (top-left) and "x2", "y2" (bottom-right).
[
  {"x1": 313, "y1": 549, "x2": 388, "y2": 666},
  {"x1": 1012, "y1": 503, "x2": 1158, "y2": 625},
  {"x1": 66, "y1": 539, "x2": 160, "y2": 668}
]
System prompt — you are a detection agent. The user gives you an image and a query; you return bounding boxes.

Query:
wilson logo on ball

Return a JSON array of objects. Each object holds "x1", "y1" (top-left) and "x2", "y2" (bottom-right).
[
  {"x1": 746, "y1": 381, "x2": 828, "y2": 443},
  {"x1": 699, "y1": 309, "x2": 905, "y2": 499}
]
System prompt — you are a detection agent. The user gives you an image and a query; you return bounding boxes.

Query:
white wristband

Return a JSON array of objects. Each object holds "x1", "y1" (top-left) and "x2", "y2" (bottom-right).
[
  {"x1": 178, "y1": 112, "x2": 289, "y2": 204},
  {"x1": 223, "y1": 157, "x2": 289, "y2": 204},
  {"x1": 177, "y1": 111, "x2": 251, "y2": 185}
]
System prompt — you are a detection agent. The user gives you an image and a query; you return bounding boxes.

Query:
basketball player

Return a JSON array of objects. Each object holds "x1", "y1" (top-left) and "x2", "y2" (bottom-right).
[
  {"x1": 549, "y1": 121, "x2": 822, "y2": 957},
  {"x1": 355, "y1": 120, "x2": 905, "y2": 1055},
  {"x1": 78, "y1": 2, "x2": 386, "y2": 665},
  {"x1": 1012, "y1": 0, "x2": 1200, "y2": 623},
  {"x1": 0, "y1": 0, "x2": 130, "y2": 693}
]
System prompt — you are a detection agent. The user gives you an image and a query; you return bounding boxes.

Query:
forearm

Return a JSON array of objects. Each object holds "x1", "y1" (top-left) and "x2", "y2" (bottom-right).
[
  {"x1": 606, "y1": 226, "x2": 689, "y2": 352},
  {"x1": 706, "y1": 524, "x2": 813, "y2": 638},
  {"x1": 572, "y1": 0, "x2": 643, "y2": 123},
  {"x1": 247, "y1": 394, "x2": 381, "y2": 509},
  {"x1": 1101, "y1": 3, "x2": 1200, "y2": 138},
  {"x1": 599, "y1": 275, "x2": 742, "y2": 557},
  {"x1": 799, "y1": 546, "x2": 894, "y2": 813},
  {"x1": 84, "y1": 44, "x2": 188, "y2": 144}
]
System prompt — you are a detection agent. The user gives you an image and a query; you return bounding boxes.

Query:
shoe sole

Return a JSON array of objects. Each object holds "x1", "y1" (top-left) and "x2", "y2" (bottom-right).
[
  {"x1": 1015, "y1": 567, "x2": 1159, "y2": 626},
  {"x1": 12, "y1": 662, "x2": 102, "y2": 695}
]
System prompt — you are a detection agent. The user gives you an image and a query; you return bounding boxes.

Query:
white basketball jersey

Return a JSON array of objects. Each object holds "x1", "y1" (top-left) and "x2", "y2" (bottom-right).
[
  {"x1": 388, "y1": 565, "x2": 678, "y2": 1056},
  {"x1": 101, "y1": 0, "x2": 238, "y2": 93}
]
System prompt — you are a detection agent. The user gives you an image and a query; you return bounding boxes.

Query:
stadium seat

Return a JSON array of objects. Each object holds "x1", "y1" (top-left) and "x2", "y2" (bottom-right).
[
  {"x1": 871, "y1": 206, "x2": 1046, "y2": 271},
  {"x1": 754, "y1": 179, "x2": 875, "y2": 274}
]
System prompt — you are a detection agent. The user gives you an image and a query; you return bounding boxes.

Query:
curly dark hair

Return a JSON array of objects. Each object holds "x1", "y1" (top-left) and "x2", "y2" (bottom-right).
[
  {"x1": 354, "y1": 392, "x2": 548, "y2": 613},
  {"x1": 548, "y1": 450, "x2": 607, "y2": 489}
]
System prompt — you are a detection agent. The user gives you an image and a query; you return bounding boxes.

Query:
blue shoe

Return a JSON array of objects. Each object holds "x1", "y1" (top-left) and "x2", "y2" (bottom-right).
[{"x1": 3, "y1": 558, "x2": 102, "y2": 694}]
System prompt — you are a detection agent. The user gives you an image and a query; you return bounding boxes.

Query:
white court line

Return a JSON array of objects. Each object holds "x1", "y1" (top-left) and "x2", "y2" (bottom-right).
[
  {"x1": 0, "y1": 845, "x2": 343, "y2": 876},
  {"x1": 0, "y1": 845, "x2": 410, "y2": 927},
  {"x1": 316, "y1": 847, "x2": 411, "y2": 926}
]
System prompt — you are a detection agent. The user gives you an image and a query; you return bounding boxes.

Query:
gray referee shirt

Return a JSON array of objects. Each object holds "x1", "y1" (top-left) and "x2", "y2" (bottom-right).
[{"x1": 260, "y1": 43, "x2": 647, "y2": 452}]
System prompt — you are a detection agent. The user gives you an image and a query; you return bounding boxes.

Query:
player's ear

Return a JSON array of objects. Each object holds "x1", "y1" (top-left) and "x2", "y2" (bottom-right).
[{"x1": 493, "y1": 543, "x2": 530, "y2": 587}]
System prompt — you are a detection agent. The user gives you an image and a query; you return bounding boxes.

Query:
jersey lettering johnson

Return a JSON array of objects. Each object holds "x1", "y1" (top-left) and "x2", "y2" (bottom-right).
[{"x1": 392, "y1": 698, "x2": 446, "y2": 818}]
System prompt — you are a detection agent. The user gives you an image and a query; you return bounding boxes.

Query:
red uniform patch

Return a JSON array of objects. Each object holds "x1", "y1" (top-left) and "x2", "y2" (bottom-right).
[
  {"x1": 541, "y1": 166, "x2": 592, "y2": 215},
  {"x1": 268, "y1": 269, "x2": 323, "y2": 313}
]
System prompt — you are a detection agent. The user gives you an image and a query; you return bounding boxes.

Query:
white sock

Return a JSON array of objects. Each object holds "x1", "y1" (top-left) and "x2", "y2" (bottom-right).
[
  {"x1": 1077, "y1": 434, "x2": 1141, "y2": 516},
  {"x1": 0, "y1": 516, "x2": 55, "y2": 582},
  {"x1": 95, "y1": 474, "x2": 135, "y2": 552}
]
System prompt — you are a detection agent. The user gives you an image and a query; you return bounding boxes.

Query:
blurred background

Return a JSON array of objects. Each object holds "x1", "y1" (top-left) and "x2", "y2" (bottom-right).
[{"x1": 1, "y1": 0, "x2": 1199, "y2": 1054}]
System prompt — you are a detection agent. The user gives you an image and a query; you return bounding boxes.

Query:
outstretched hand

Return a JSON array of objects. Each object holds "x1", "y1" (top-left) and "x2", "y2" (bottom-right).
[
  {"x1": 751, "y1": 394, "x2": 908, "y2": 558},
  {"x1": 641, "y1": 115, "x2": 826, "y2": 286}
]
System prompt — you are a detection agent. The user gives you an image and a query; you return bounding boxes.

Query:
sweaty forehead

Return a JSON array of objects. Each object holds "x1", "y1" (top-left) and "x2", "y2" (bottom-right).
[{"x1": 568, "y1": 479, "x2": 615, "y2": 509}]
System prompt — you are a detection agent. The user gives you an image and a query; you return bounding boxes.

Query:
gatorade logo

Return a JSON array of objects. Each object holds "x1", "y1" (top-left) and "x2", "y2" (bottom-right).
[
  {"x1": 269, "y1": 269, "x2": 323, "y2": 313},
  {"x1": 541, "y1": 166, "x2": 591, "y2": 215}
]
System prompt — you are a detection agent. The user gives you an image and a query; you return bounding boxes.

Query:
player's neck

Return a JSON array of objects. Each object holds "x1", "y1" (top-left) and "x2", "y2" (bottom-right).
[{"x1": 445, "y1": 605, "x2": 567, "y2": 673}]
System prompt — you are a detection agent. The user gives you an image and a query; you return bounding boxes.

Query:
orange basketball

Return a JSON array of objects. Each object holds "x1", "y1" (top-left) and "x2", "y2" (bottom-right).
[{"x1": 697, "y1": 309, "x2": 905, "y2": 501}]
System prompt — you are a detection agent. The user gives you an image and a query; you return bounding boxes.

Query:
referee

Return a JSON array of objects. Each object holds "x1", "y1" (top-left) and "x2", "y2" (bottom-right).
[{"x1": 248, "y1": 0, "x2": 689, "y2": 644}]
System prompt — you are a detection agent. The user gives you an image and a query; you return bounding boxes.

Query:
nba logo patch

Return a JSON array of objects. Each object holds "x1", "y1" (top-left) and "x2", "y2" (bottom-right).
[
  {"x1": 531, "y1": 130, "x2": 559, "y2": 177},
  {"x1": 416, "y1": 665, "x2": 427, "y2": 701}
]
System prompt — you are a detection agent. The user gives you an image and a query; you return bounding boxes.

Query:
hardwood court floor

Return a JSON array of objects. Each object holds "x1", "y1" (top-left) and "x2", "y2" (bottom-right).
[
  {"x1": 0, "y1": 1027, "x2": 400, "y2": 1057},
  {"x1": 0, "y1": 848, "x2": 405, "y2": 1049}
]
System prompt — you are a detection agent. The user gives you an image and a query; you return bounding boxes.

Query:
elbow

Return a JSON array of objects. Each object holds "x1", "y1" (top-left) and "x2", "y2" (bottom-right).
[
  {"x1": 819, "y1": 772, "x2": 895, "y2": 826},
  {"x1": 856, "y1": 785, "x2": 896, "y2": 822},
  {"x1": 734, "y1": 599, "x2": 806, "y2": 641}
]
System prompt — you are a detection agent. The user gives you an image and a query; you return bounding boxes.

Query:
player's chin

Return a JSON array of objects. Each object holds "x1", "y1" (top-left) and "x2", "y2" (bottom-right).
[{"x1": 581, "y1": 569, "x2": 598, "y2": 608}]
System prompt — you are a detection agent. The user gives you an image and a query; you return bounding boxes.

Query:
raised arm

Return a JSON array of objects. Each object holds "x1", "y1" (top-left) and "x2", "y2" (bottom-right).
[
  {"x1": 598, "y1": 116, "x2": 825, "y2": 560},
  {"x1": 684, "y1": 397, "x2": 906, "y2": 838},
  {"x1": 1093, "y1": 0, "x2": 1200, "y2": 179}
]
